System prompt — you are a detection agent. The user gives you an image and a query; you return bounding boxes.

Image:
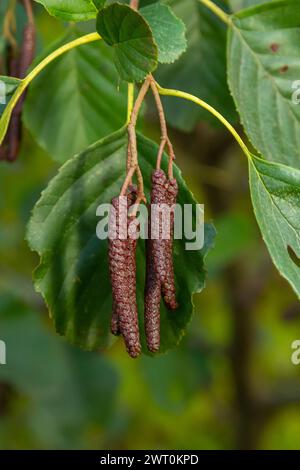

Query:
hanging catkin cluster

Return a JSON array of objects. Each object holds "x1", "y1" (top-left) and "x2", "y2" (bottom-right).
[
  {"x1": 108, "y1": 170, "x2": 178, "y2": 357},
  {"x1": 107, "y1": 72, "x2": 178, "y2": 357}
]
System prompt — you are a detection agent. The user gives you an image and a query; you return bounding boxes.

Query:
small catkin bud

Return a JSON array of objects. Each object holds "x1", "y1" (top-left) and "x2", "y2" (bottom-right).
[{"x1": 108, "y1": 191, "x2": 141, "y2": 358}]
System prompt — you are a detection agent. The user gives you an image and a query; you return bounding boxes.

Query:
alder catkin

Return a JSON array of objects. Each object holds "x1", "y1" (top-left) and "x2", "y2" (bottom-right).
[
  {"x1": 161, "y1": 177, "x2": 178, "y2": 310},
  {"x1": 108, "y1": 191, "x2": 141, "y2": 358},
  {"x1": 144, "y1": 236, "x2": 161, "y2": 353},
  {"x1": 150, "y1": 169, "x2": 168, "y2": 284},
  {"x1": 18, "y1": 23, "x2": 36, "y2": 79},
  {"x1": 144, "y1": 169, "x2": 178, "y2": 353},
  {"x1": 110, "y1": 186, "x2": 137, "y2": 338},
  {"x1": 149, "y1": 169, "x2": 178, "y2": 310}
]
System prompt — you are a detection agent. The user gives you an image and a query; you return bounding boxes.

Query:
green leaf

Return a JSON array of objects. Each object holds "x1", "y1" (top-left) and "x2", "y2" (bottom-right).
[
  {"x1": 0, "y1": 76, "x2": 22, "y2": 107},
  {"x1": 23, "y1": 29, "x2": 127, "y2": 163},
  {"x1": 0, "y1": 76, "x2": 22, "y2": 132},
  {"x1": 228, "y1": 0, "x2": 300, "y2": 167},
  {"x1": 96, "y1": 3, "x2": 158, "y2": 82},
  {"x1": 156, "y1": 0, "x2": 236, "y2": 131},
  {"x1": 229, "y1": 0, "x2": 276, "y2": 11},
  {"x1": 249, "y1": 154, "x2": 300, "y2": 298},
  {"x1": 0, "y1": 78, "x2": 24, "y2": 145},
  {"x1": 140, "y1": 2, "x2": 187, "y2": 64},
  {"x1": 34, "y1": 0, "x2": 98, "y2": 21},
  {"x1": 27, "y1": 128, "x2": 215, "y2": 354}
]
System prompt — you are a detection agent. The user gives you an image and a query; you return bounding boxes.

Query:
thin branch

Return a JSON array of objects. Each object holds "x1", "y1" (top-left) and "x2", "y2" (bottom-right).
[
  {"x1": 135, "y1": 166, "x2": 146, "y2": 204},
  {"x1": 126, "y1": 142, "x2": 132, "y2": 174},
  {"x1": 122, "y1": 77, "x2": 151, "y2": 199},
  {"x1": 156, "y1": 82, "x2": 251, "y2": 160},
  {"x1": 22, "y1": 0, "x2": 34, "y2": 24},
  {"x1": 128, "y1": 78, "x2": 151, "y2": 136},
  {"x1": 149, "y1": 76, "x2": 175, "y2": 179},
  {"x1": 3, "y1": 1, "x2": 17, "y2": 52},
  {"x1": 126, "y1": 83, "x2": 134, "y2": 125},
  {"x1": 120, "y1": 166, "x2": 136, "y2": 196},
  {"x1": 199, "y1": 0, "x2": 230, "y2": 25}
]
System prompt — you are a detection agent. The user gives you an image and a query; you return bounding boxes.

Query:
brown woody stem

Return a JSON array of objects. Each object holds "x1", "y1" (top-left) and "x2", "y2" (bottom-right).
[
  {"x1": 122, "y1": 77, "x2": 151, "y2": 200},
  {"x1": 126, "y1": 141, "x2": 132, "y2": 173},
  {"x1": 22, "y1": 0, "x2": 34, "y2": 25},
  {"x1": 120, "y1": 167, "x2": 136, "y2": 197},
  {"x1": 149, "y1": 76, "x2": 175, "y2": 179}
]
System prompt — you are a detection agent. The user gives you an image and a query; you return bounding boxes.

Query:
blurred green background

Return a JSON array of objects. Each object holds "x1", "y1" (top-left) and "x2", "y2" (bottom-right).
[{"x1": 1, "y1": 1, "x2": 300, "y2": 450}]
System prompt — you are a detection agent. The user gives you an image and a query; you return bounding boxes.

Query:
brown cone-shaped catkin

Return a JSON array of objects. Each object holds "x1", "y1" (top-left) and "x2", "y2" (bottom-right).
[
  {"x1": 150, "y1": 169, "x2": 168, "y2": 284},
  {"x1": 108, "y1": 191, "x2": 141, "y2": 358},
  {"x1": 19, "y1": 23, "x2": 36, "y2": 79},
  {"x1": 149, "y1": 169, "x2": 178, "y2": 310},
  {"x1": 144, "y1": 235, "x2": 161, "y2": 353},
  {"x1": 144, "y1": 170, "x2": 178, "y2": 353},
  {"x1": 161, "y1": 177, "x2": 178, "y2": 310}
]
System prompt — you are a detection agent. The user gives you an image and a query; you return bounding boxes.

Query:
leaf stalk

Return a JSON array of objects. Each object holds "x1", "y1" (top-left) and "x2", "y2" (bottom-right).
[
  {"x1": 199, "y1": 0, "x2": 230, "y2": 25},
  {"x1": 0, "y1": 32, "x2": 101, "y2": 146},
  {"x1": 156, "y1": 83, "x2": 251, "y2": 160}
]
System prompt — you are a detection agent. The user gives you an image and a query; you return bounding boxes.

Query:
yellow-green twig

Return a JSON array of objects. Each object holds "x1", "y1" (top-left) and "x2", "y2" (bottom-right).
[
  {"x1": 127, "y1": 83, "x2": 134, "y2": 125},
  {"x1": 0, "y1": 32, "x2": 101, "y2": 146},
  {"x1": 199, "y1": 0, "x2": 230, "y2": 25},
  {"x1": 156, "y1": 83, "x2": 251, "y2": 160}
]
